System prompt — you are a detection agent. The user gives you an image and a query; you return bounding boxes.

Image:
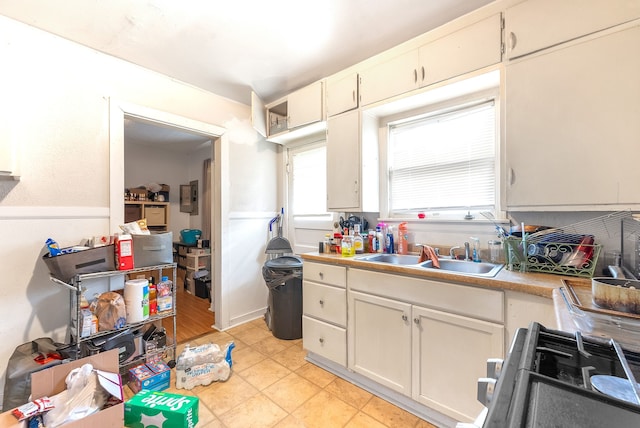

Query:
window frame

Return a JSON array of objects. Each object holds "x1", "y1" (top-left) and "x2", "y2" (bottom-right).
[
  {"x1": 378, "y1": 86, "x2": 502, "y2": 220},
  {"x1": 285, "y1": 138, "x2": 337, "y2": 253}
]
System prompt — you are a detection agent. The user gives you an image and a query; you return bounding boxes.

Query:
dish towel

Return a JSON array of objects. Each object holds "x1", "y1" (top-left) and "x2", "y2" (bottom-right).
[{"x1": 418, "y1": 245, "x2": 440, "y2": 268}]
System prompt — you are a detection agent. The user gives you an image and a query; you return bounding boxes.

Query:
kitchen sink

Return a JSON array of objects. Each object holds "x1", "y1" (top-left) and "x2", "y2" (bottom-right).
[
  {"x1": 356, "y1": 254, "x2": 421, "y2": 265},
  {"x1": 420, "y1": 258, "x2": 504, "y2": 277},
  {"x1": 355, "y1": 253, "x2": 503, "y2": 277}
]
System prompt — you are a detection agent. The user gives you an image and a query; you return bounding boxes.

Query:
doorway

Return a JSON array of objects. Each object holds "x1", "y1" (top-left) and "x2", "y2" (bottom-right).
[{"x1": 109, "y1": 99, "x2": 225, "y2": 343}]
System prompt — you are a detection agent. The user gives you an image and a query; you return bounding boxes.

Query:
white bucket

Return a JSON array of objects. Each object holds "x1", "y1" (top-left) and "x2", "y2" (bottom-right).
[{"x1": 124, "y1": 279, "x2": 149, "y2": 323}]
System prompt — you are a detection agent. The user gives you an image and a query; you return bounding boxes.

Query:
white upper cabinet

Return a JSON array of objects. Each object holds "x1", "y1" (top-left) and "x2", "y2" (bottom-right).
[
  {"x1": 359, "y1": 50, "x2": 420, "y2": 107},
  {"x1": 326, "y1": 72, "x2": 359, "y2": 117},
  {"x1": 326, "y1": 110, "x2": 361, "y2": 210},
  {"x1": 505, "y1": 24, "x2": 640, "y2": 209},
  {"x1": 359, "y1": 14, "x2": 502, "y2": 106},
  {"x1": 419, "y1": 14, "x2": 503, "y2": 87},
  {"x1": 250, "y1": 81, "x2": 325, "y2": 145},
  {"x1": 288, "y1": 80, "x2": 324, "y2": 129},
  {"x1": 326, "y1": 110, "x2": 379, "y2": 212},
  {"x1": 505, "y1": 0, "x2": 640, "y2": 59}
]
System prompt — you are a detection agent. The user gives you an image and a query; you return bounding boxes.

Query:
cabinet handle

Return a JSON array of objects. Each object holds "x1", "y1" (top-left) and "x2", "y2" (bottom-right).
[
  {"x1": 352, "y1": 90, "x2": 356, "y2": 103},
  {"x1": 414, "y1": 317, "x2": 420, "y2": 325},
  {"x1": 319, "y1": 337, "x2": 325, "y2": 344},
  {"x1": 402, "y1": 314, "x2": 408, "y2": 322},
  {"x1": 319, "y1": 299, "x2": 324, "y2": 306},
  {"x1": 413, "y1": 69, "x2": 418, "y2": 83},
  {"x1": 509, "y1": 32, "x2": 517, "y2": 51},
  {"x1": 421, "y1": 66, "x2": 425, "y2": 82},
  {"x1": 509, "y1": 167, "x2": 516, "y2": 186},
  {"x1": 319, "y1": 272, "x2": 324, "y2": 279}
]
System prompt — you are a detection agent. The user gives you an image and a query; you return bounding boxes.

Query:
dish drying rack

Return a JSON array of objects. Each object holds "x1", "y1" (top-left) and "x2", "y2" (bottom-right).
[{"x1": 504, "y1": 211, "x2": 631, "y2": 278}]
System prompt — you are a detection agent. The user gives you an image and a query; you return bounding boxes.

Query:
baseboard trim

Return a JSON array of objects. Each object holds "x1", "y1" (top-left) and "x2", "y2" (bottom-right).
[{"x1": 305, "y1": 352, "x2": 458, "y2": 428}]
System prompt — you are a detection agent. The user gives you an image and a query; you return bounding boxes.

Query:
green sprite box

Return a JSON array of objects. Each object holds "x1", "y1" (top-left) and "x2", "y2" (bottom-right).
[{"x1": 124, "y1": 390, "x2": 199, "y2": 428}]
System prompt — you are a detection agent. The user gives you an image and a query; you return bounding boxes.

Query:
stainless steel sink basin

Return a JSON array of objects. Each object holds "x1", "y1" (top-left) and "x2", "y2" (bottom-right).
[
  {"x1": 356, "y1": 254, "x2": 421, "y2": 265},
  {"x1": 355, "y1": 253, "x2": 504, "y2": 277},
  {"x1": 420, "y1": 258, "x2": 504, "y2": 277}
]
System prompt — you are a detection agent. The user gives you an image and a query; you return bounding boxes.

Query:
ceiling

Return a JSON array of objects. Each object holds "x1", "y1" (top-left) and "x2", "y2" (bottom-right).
[{"x1": 0, "y1": 0, "x2": 494, "y2": 106}]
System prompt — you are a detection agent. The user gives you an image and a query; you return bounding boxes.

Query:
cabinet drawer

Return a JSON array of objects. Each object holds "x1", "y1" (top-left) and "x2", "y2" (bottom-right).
[
  {"x1": 303, "y1": 262, "x2": 346, "y2": 288},
  {"x1": 303, "y1": 281, "x2": 346, "y2": 327},
  {"x1": 303, "y1": 315, "x2": 346, "y2": 366},
  {"x1": 145, "y1": 207, "x2": 166, "y2": 225}
]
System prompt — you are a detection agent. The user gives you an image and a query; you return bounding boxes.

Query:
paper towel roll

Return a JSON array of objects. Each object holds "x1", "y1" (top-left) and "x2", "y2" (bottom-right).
[{"x1": 124, "y1": 279, "x2": 149, "y2": 323}]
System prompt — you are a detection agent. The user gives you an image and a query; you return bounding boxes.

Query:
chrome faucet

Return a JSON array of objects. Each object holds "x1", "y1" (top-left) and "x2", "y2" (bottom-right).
[{"x1": 449, "y1": 246, "x2": 461, "y2": 259}]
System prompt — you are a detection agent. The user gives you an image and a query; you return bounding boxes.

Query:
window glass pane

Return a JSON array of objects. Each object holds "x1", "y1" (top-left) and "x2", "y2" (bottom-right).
[
  {"x1": 291, "y1": 145, "x2": 327, "y2": 215},
  {"x1": 389, "y1": 101, "x2": 496, "y2": 215}
]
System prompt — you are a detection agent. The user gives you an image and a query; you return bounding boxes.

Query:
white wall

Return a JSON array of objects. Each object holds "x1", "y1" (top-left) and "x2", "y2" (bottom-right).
[
  {"x1": 124, "y1": 141, "x2": 204, "y2": 236},
  {"x1": 0, "y1": 15, "x2": 278, "y2": 408}
]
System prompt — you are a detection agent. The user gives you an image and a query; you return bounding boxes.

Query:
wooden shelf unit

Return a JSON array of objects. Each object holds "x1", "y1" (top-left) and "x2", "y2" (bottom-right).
[{"x1": 125, "y1": 201, "x2": 170, "y2": 232}]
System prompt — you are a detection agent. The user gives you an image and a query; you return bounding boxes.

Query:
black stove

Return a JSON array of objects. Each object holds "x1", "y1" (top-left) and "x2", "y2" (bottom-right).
[{"x1": 482, "y1": 322, "x2": 640, "y2": 427}]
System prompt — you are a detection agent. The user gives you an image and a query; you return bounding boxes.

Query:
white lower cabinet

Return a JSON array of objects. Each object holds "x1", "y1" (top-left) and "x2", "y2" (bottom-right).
[
  {"x1": 348, "y1": 291, "x2": 412, "y2": 395},
  {"x1": 412, "y1": 305, "x2": 503, "y2": 422},
  {"x1": 347, "y1": 268, "x2": 505, "y2": 422}
]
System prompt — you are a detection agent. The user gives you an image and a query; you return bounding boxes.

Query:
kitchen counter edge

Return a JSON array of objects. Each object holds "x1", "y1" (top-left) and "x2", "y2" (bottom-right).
[{"x1": 300, "y1": 252, "x2": 592, "y2": 299}]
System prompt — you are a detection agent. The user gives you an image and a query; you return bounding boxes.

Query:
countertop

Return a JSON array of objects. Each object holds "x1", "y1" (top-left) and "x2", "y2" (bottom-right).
[{"x1": 300, "y1": 252, "x2": 593, "y2": 299}]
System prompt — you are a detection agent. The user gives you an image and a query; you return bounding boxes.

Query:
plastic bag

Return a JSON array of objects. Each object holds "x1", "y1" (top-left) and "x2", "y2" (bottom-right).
[
  {"x1": 92, "y1": 292, "x2": 127, "y2": 331},
  {"x1": 2, "y1": 338, "x2": 65, "y2": 411},
  {"x1": 175, "y1": 342, "x2": 235, "y2": 389},
  {"x1": 43, "y1": 364, "x2": 108, "y2": 428}
]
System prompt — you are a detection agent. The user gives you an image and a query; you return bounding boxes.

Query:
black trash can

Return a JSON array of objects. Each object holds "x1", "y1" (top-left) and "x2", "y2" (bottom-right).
[{"x1": 262, "y1": 255, "x2": 303, "y2": 340}]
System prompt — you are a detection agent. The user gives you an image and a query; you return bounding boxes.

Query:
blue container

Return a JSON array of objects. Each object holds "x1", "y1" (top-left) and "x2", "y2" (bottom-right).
[{"x1": 180, "y1": 229, "x2": 201, "y2": 245}]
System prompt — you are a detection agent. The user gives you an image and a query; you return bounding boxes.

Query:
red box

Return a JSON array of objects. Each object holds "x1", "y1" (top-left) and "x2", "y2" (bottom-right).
[{"x1": 116, "y1": 235, "x2": 134, "y2": 270}]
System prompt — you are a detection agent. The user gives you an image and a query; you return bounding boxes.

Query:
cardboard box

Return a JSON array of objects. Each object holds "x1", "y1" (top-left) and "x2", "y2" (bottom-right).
[
  {"x1": 125, "y1": 390, "x2": 198, "y2": 428},
  {"x1": 132, "y1": 232, "x2": 173, "y2": 268},
  {"x1": 145, "y1": 207, "x2": 166, "y2": 226},
  {"x1": 128, "y1": 361, "x2": 170, "y2": 393},
  {"x1": 0, "y1": 350, "x2": 124, "y2": 428}
]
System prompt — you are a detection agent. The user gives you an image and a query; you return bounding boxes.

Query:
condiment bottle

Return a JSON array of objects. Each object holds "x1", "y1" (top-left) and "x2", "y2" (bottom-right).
[{"x1": 354, "y1": 224, "x2": 364, "y2": 254}]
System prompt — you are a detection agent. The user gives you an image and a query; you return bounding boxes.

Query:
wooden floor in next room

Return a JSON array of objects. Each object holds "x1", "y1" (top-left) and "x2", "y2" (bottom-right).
[{"x1": 162, "y1": 277, "x2": 215, "y2": 344}]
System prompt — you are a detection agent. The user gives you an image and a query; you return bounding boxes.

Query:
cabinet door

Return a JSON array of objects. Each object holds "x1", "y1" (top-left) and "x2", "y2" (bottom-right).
[
  {"x1": 326, "y1": 72, "x2": 359, "y2": 117},
  {"x1": 326, "y1": 110, "x2": 360, "y2": 211},
  {"x1": 359, "y1": 50, "x2": 419, "y2": 106},
  {"x1": 506, "y1": 25, "x2": 640, "y2": 208},
  {"x1": 288, "y1": 81, "x2": 323, "y2": 129},
  {"x1": 412, "y1": 306, "x2": 503, "y2": 422},
  {"x1": 419, "y1": 14, "x2": 502, "y2": 87},
  {"x1": 505, "y1": 0, "x2": 640, "y2": 59},
  {"x1": 348, "y1": 290, "x2": 412, "y2": 395}
]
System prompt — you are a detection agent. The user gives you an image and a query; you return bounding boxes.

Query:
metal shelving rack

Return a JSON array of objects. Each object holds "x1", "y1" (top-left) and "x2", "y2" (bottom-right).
[{"x1": 49, "y1": 263, "x2": 177, "y2": 372}]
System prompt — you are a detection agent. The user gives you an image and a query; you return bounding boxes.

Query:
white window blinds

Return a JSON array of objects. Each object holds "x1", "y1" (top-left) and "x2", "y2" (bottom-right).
[{"x1": 388, "y1": 101, "x2": 496, "y2": 215}]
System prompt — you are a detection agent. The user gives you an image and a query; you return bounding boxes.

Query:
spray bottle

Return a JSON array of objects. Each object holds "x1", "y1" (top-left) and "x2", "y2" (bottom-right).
[
  {"x1": 386, "y1": 226, "x2": 395, "y2": 254},
  {"x1": 398, "y1": 222, "x2": 408, "y2": 255}
]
